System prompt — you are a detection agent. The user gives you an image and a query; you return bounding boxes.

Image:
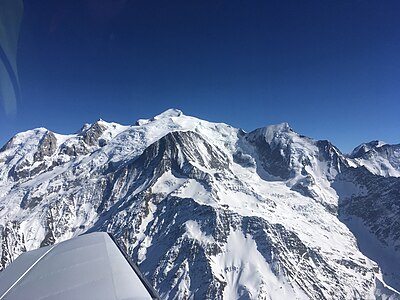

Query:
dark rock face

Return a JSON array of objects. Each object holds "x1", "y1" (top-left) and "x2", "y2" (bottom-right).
[
  {"x1": 133, "y1": 130, "x2": 229, "y2": 177},
  {"x1": 98, "y1": 130, "x2": 230, "y2": 214},
  {"x1": 81, "y1": 121, "x2": 106, "y2": 146},
  {"x1": 316, "y1": 140, "x2": 349, "y2": 177},
  {"x1": 57, "y1": 121, "x2": 107, "y2": 156},
  {"x1": 8, "y1": 159, "x2": 30, "y2": 181},
  {"x1": 240, "y1": 218, "x2": 345, "y2": 300},
  {"x1": 0, "y1": 222, "x2": 26, "y2": 271},
  {"x1": 59, "y1": 140, "x2": 89, "y2": 156},
  {"x1": 33, "y1": 131, "x2": 57, "y2": 161},
  {"x1": 338, "y1": 168, "x2": 400, "y2": 245},
  {"x1": 334, "y1": 167, "x2": 400, "y2": 290},
  {"x1": 245, "y1": 131, "x2": 292, "y2": 179}
]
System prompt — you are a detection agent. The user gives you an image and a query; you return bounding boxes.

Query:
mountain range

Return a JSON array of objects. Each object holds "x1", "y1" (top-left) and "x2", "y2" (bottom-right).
[{"x1": 0, "y1": 109, "x2": 399, "y2": 299}]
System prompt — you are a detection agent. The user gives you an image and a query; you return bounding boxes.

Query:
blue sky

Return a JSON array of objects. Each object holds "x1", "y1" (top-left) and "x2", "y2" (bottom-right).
[{"x1": 1, "y1": 0, "x2": 399, "y2": 153}]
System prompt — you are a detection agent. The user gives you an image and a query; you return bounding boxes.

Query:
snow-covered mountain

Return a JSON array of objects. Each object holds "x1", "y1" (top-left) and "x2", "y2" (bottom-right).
[
  {"x1": 349, "y1": 141, "x2": 400, "y2": 177},
  {"x1": 0, "y1": 109, "x2": 399, "y2": 299}
]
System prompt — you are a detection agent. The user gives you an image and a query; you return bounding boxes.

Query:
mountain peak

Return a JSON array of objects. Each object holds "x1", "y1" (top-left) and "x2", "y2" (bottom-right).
[
  {"x1": 265, "y1": 122, "x2": 292, "y2": 133},
  {"x1": 152, "y1": 108, "x2": 183, "y2": 120},
  {"x1": 134, "y1": 108, "x2": 184, "y2": 126},
  {"x1": 248, "y1": 122, "x2": 294, "y2": 143},
  {"x1": 350, "y1": 140, "x2": 386, "y2": 158}
]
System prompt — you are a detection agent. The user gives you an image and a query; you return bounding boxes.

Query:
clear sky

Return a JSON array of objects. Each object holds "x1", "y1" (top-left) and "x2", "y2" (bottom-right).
[{"x1": 1, "y1": 0, "x2": 399, "y2": 153}]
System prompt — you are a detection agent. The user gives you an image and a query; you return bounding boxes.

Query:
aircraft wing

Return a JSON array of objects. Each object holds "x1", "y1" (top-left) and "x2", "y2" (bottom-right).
[{"x1": 0, "y1": 232, "x2": 160, "y2": 300}]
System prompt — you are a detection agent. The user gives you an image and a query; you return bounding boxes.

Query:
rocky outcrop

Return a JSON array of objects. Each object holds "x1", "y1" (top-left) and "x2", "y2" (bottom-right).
[
  {"x1": 33, "y1": 131, "x2": 57, "y2": 161},
  {"x1": 81, "y1": 121, "x2": 107, "y2": 146}
]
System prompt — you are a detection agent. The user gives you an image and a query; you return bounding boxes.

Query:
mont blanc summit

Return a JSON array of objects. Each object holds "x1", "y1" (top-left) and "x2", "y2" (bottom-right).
[{"x1": 0, "y1": 109, "x2": 399, "y2": 299}]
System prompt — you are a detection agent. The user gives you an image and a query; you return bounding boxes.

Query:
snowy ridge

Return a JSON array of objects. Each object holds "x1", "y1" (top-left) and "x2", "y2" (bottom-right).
[
  {"x1": 0, "y1": 109, "x2": 399, "y2": 299},
  {"x1": 349, "y1": 141, "x2": 400, "y2": 177}
]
